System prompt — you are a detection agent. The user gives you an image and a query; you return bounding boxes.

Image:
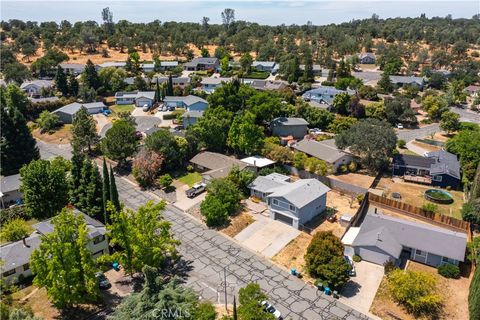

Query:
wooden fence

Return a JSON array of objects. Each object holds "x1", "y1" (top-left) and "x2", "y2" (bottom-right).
[{"x1": 368, "y1": 193, "x2": 470, "y2": 234}]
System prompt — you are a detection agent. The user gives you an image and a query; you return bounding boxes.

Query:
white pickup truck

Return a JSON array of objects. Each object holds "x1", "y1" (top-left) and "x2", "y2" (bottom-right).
[{"x1": 185, "y1": 182, "x2": 207, "y2": 198}]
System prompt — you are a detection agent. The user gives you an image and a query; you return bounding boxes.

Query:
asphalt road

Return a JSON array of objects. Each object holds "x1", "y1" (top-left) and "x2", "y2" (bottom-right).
[{"x1": 37, "y1": 140, "x2": 369, "y2": 320}]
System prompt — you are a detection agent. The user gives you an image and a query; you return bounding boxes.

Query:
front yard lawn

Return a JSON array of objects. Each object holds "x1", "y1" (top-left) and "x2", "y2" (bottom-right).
[
  {"x1": 110, "y1": 104, "x2": 134, "y2": 116},
  {"x1": 177, "y1": 172, "x2": 202, "y2": 187}
]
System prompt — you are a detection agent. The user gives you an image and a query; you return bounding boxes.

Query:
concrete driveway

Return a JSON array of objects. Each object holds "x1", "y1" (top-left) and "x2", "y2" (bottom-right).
[
  {"x1": 340, "y1": 261, "x2": 384, "y2": 316},
  {"x1": 234, "y1": 215, "x2": 300, "y2": 258},
  {"x1": 174, "y1": 183, "x2": 207, "y2": 211}
]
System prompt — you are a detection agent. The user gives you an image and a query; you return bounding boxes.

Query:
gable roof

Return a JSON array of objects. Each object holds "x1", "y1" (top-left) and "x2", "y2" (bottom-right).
[
  {"x1": 182, "y1": 110, "x2": 204, "y2": 119},
  {"x1": 184, "y1": 57, "x2": 219, "y2": 67},
  {"x1": 389, "y1": 75, "x2": 424, "y2": 86},
  {"x1": 267, "y1": 179, "x2": 330, "y2": 208},
  {"x1": 352, "y1": 226, "x2": 403, "y2": 258},
  {"x1": 20, "y1": 79, "x2": 53, "y2": 89},
  {"x1": 115, "y1": 91, "x2": 155, "y2": 100},
  {"x1": 393, "y1": 151, "x2": 460, "y2": 179},
  {"x1": 393, "y1": 154, "x2": 435, "y2": 168},
  {"x1": 302, "y1": 86, "x2": 354, "y2": 103},
  {"x1": 271, "y1": 117, "x2": 308, "y2": 127},
  {"x1": 292, "y1": 139, "x2": 350, "y2": 164},
  {"x1": 358, "y1": 52, "x2": 376, "y2": 60},
  {"x1": 53, "y1": 102, "x2": 105, "y2": 115},
  {"x1": 353, "y1": 212, "x2": 467, "y2": 261},
  {"x1": 250, "y1": 80, "x2": 287, "y2": 91},
  {"x1": 97, "y1": 61, "x2": 126, "y2": 68},
  {"x1": 249, "y1": 173, "x2": 290, "y2": 194},
  {"x1": 190, "y1": 151, "x2": 247, "y2": 172},
  {"x1": 252, "y1": 61, "x2": 276, "y2": 68},
  {"x1": 59, "y1": 62, "x2": 85, "y2": 70},
  {"x1": 201, "y1": 77, "x2": 232, "y2": 85},
  {"x1": 164, "y1": 95, "x2": 208, "y2": 106},
  {"x1": 0, "y1": 174, "x2": 21, "y2": 194}
]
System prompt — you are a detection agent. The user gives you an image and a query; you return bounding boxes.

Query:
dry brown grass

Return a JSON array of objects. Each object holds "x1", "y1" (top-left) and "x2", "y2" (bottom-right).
[
  {"x1": 32, "y1": 124, "x2": 72, "y2": 144},
  {"x1": 219, "y1": 211, "x2": 255, "y2": 238},
  {"x1": 411, "y1": 141, "x2": 442, "y2": 152},
  {"x1": 272, "y1": 232, "x2": 312, "y2": 278},
  {"x1": 326, "y1": 190, "x2": 360, "y2": 216},
  {"x1": 328, "y1": 172, "x2": 376, "y2": 189}
]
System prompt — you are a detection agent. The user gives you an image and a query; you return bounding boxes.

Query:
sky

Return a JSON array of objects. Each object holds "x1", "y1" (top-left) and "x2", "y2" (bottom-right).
[{"x1": 1, "y1": 1, "x2": 479, "y2": 26}]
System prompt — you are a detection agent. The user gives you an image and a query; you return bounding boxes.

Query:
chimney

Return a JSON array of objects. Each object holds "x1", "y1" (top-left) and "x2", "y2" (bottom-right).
[
  {"x1": 254, "y1": 159, "x2": 257, "y2": 167},
  {"x1": 22, "y1": 237, "x2": 30, "y2": 248},
  {"x1": 377, "y1": 232, "x2": 381, "y2": 241}
]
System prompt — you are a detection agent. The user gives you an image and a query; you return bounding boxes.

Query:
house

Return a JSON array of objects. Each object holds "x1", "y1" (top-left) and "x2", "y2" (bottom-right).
[
  {"x1": 271, "y1": 117, "x2": 309, "y2": 139},
  {"x1": 252, "y1": 61, "x2": 276, "y2": 72},
  {"x1": 152, "y1": 76, "x2": 191, "y2": 89},
  {"x1": 164, "y1": 95, "x2": 208, "y2": 111},
  {"x1": 358, "y1": 53, "x2": 376, "y2": 64},
  {"x1": 299, "y1": 64, "x2": 322, "y2": 76},
  {"x1": 342, "y1": 210, "x2": 467, "y2": 267},
  {"x1": 352, "y1": 71, "x2": 382, "y2": 86},
  {"x1": 183, "y1": 57, "x2": 219, "y2": 71},
  {"x1": 182, "y1": 110, "x2": 204, "y2": 128},
  {"x1": 392, "y1": 150, "x2": 461, "y2": 189},
  {"x1": 389, "y1": 75, "x2": 425, "y2": 90},
  {"x1": 190, "y1": 151, "x2": 248, "y2": 181},
  {"x1": 59, "y1": 62, "x2": 85, "y2": 75},
  {"x1": 291, "y1": 138, "x2": 353, "y2": 173},
  {"x1": 141, "y1": 63, "x2": 155, "y2": 73},
  {"x1": 157, "y1": 61, "x2": 179, "y2": 71},
  {"x1": 0, "y1": 210, "x2": 109, "y2": 284},
  {"x1": 0, "y1": 174, "x2": 22, "y2": 208},
  {"x1": 240, "y1": 155, "x2": 276, "y2": 173},
  {"x1": 20, "y1": 80, "x2": 54, "y2": 96},
  {"x1": 96, "y1": 61, "x2": 126, "y2": 70},
  {"x1": 250, "y1": 80, "x2": 288, "y2": 91},
  {"x1": 272, "y1": 64, "x2": 280, "y2": 75},
  {"x1": 465, "y1": 85, "x2": 480, "y2": 97},
  {"x1": 249, "y1": 174, "x2": 330, "y2": 229},
  {"x1": 115, "y1": 91, "x2": 156, "y2": 107},
  {"x1": 200, "y1": 77, "x2": 232, "y2": 93},
  {"x1": 302, "y1": 86, "x2": 355, "y2": 106},
  {"x1": 53, "y1": 101, "x2": 106, "y2": 124}
]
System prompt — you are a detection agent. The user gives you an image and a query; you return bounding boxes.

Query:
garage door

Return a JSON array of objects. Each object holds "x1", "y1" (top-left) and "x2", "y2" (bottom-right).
[
  {"x1": 358, "y1": 248, "x2": 392, "y2": 265},
  {"x1": 274, "y1": 212, "x2": 293, "y2": 226}
]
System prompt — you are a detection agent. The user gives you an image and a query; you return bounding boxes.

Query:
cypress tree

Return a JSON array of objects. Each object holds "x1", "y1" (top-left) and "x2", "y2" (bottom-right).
[
  {"x1": 68, "y1": 73, "x2": 79, "y2": 97},
  {"x1": 102, "y1": 158, "x2": 110, "y2": 223},
  {"x1": 469, "y1": 266, "x2": 480, "y2": 320},
  {"x1": 109, "y1": 165, "x2": 120, "y2": 213},
  {"x1": 77, "y1": 158, "x2": 103, "y2": 219},
  {"x1": 167, "y1": 74, "x2": 174, "y2": 96},
  {"x1": 1, "y1": 100, "x2": 40, "y2": 175},
  {"x1": 470, "y1": 163, "x2": 480, "y2": 200},
  {"x1": 84, "y1": 59, "x2": 100, "y2": 90},
  {"x1": 155, "y1": 78, "x2": 161, "y2": 103},
  {"x1": 54, "y1": 65, "x2": 69, "y2": 96},
  {"x1": 69, "y1": 150, "x2": 85, "y2": 206}
]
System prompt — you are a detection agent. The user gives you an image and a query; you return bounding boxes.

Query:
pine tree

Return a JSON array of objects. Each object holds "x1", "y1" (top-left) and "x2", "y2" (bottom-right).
[
  {"x1": 1, "y1": 99, "x2": 39, "y2": 175},
  {"x1": 102, "y1": 157, "x2": 110, "y2": 223},
  {"x1": 78, "y1": 159, "x2": 103, "y2": 220},
  {"x1": 54, "y1": 66, "x2": 69, "y2": 96},
  {"x1": 68, "y1": 73, "x2": 79, "y2": 96},
  {"x1": 109, "y1": 165, "x2": 120, "y2": 212},
  {"x1": 167, "y1": 74, "x2": 174, "y2": 96},
  {"x1": 71, "y1": 106, "x2": 99, "y2": 153},
  {"x1": 84, "y1": 59, "x2": 100, "y2": 90}
]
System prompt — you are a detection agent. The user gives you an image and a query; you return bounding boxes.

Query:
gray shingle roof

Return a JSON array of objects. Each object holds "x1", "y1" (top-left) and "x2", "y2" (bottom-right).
[
  {"x1": 0, "y1": 174, "x2": 21, "y2": 194},
  {"x1": 184, "y1": 57, "x2": 219, "y2": 67},
  {"x1": 97, "y1": 61, "x2": 126, "y2": 68},
  {"x1": 190, "y1": 151, "x2": 246, "y2": 172},
  {"x1": 393, "y1": 154, "x2": 435, "y2": 168},
  {"x1": 389, "y1": 75, "x2": 424, "y2": 86},
  {"x1": 271, "y1": 117, "x2": 308, "y2": 127},
  {"x1": 115, "y1": 91, "x2": 155, "y2": 100},
  {"x1": 248, "y1": 174, "x2": 290, "y2": 194},
  {"x1": 20, "y1": 79, "x2": 53, "y2": 89},
  {"x1": 164, "y1": 95, "x2": 207, "y2": 106},
  {"x1": 250, "y1": 80, "x2": 287, "y2": 91},
  {"x1": 252, "y1": 61, "x2": 276, "y2": 68},
  {"x1": 302, "y1": 86, "x2": 354, "y2": 103},
  {"x1": 267, "y1": 179, "x2": 330, "y2": 208},
  {"x1": 53, "y1": 102, "x2": 105, "y2": 115},
  {"x1": 292, "y1": 139, "x2": 349, "y2": 164},
  {"x1": 201, "y1": 77, "x2": 232, "y2": 85},
  {"x1": 352, "y1": 226, "x2": 403, "y2": 258},
  {"x1": 353, "y1": 212, "x2": 467, "y2": 261},
  {"x1": 394, "y1": 151, "x2": 460, "y2": 179}
]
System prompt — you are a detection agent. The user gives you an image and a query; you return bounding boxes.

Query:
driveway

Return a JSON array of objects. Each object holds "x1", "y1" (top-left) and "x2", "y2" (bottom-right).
[
  {"x1": 174, "y1": 183, "x2": 207, "y2": 211},
  {"x1": 234, "y1": 215, "x2": 300, "y2": 258},
  {"x1": 93, "y1": 114, "x2": 110, "y2": 134},
  {"x1": 340, "y1": 261, "x2": 384, "y2": 316}
]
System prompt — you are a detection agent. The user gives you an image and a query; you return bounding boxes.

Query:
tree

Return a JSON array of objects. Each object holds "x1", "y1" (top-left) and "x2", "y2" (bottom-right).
[
  {"x1": 221, "y1": 8, "x2": 235, "y2": 30},
  {"x1": 102, "y1": 158, "x2": 110, "y2": 222},
  {"x1": 3, "y1": 62, "x2": 31, "y2": 85},
  {"x1": 7, "y1": 308, "x2": 42, "y2": 320},
  {"x1": 68, "y1": 73, "x2": 79, "y2": 96},
  {"x1": 365, "y1": 101, "x2": 386, "y2": 120},
  {"x1": 109, "y1": 165, "x2": 121, "y2": 212},
  {"x1": 461, "y1": 200, "x2": 480, "y2": 225},
  {"x1": 227, "y1": 165, "x2": 255, "y2": 197},
  {"x1": 445, "y1": 80, "x2": 467, "y2": 106},
  {"x1": 54, "y1": 65, "x2": 69, "y2": 96},
  {"x1": 166, "y1": 74, "x2": 174, "y2": 96},
  {"x1": 200, "y1": 195, "x2": 229, "y2": 227},
  {"x1": 101, "y1": 120, "x2": 138, "y2": 165},
  {"x1": 101, "y1": 7, "x2": 114, "y2": 35},
  {"x1": 421, "y1": 95, "x2": 448, "y2": 121},
  {"x1": 294, "y1": 152, "x2": 308, "y2": 169},
  {"x1": 304, "y1": 231, "x2": 350, "y2": 289},
  {"x1": 125, "y1": 51, "x2": 141, "y2": 76},
  {"x1": 377, "y1": 72, "x2": 393, "y2": 93},
  {"x1": 446, "y1": 126, "x2": 480, "y2": 181},
  {"x1": 37, "y1": 110, "x2": 59, "y2": 133},
  {"x1": 335, "y1": 118, "x2": 397, "y2": 172},
  {"x1": 238, "y1": 283, "x2": 274, "y2": 320},
  {"x1": 108, "y1": 201, "x2": 179, "y2": 274},
  {"x1": 207, "y1": 178, "x2": 242, "y2": 214},
  {"x1": 158, "y1": 174, "x2": 173, "y2": 189},
  {"x1": 471, "y1": 163, "x2": 480, "y2": 200},
  {"x1": 69, "y1": 150, "x2": 85, "y2": 205},
  {"x1": 227, "y1": 112, "x2": 265, "y2": 155},
  {"x1": 20, "y1": 159, "x2": 69, "y2": 219},
  {"x1": 30, "y1": 209, "x2": 98, "y2": 308},
  {"x1": 98, "y1": 67, "x2": 127, "y2": 94},
  {"x1": 239, "y1": 53, "x2": 253, "y2": 74},
  {"x1": 384, "y1": 96, "x2": 418, "y2": 125},
  {"x1": 327, "y1": 116, "x2": 358, "y2": 134},
  {"x1": 0, "y1": 101, "x2": 39, "y2": 175},
  {"x1": 440, "y1": 111, "x2": 460, "y2": 134},
  {"x1": 388, "y1": 269, "x2": 442, "y2": 317},
  {"x1": 83, "y1": 59, "x2": 100, "y2": 90},
  {"x1": 470, "y1": 265, "x2": 480, "y2": 320},
  {"x1": 0, "y1": 219, "x2": 30, "y2": 242},
  {"x1": 76, "y1": 158, "x2": 103, "y2": 220},
  {"x1": 332, "y1": 93, "x2": 351, "y2": 115},
  {"x1": 145, "y1": 129, "x2": 183, "y2": 170},
  {"x1": 196, "y1": 107, "x2": 233, "y2": 152},
  {"x1": 5, "y1": 84, "x2": 29, "y2": 116},
  {"x1": 132, "y1": 148, "x2": 164, "y2": 188},
  {"x1": 71, "y1": 106, "x2": 99, "y2": 153},
  {"x1": 296, "y1": 102, "x2": 334, "y2": 130}
]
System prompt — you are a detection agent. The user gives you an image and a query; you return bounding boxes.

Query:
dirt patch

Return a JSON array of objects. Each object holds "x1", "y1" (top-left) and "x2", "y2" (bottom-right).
[
  {"x1": 219, "y1": 211, "x2": 255, "y2": 238},
  {"x1": 32, "y1": 125, "x2": 72, "y2": 144},
  {"x1": 328, "y1": 172, "x2": 376, "y2": 189},
  {"x1": 375, "y1": 177, "x2": 465, "y2": 219},
  {"x1": 326, "y1": 190, "x2": 360, "y2": 216},
  {"x1": 272, "y1": 232, "x2": 312, "y2": 278},
  {"x1": 411, "y1": 141, "x2": 442, "y2": 152},
  {"x1": 432, "y1": 132, "x2": 450, "y2": 142}
]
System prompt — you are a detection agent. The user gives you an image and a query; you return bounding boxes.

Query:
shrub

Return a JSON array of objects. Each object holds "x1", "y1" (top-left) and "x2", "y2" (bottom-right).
[
  {"x1": 186, "y1": 165, "x2": 194, "y2": 172},
  {"x1": 200, "y1": 195, "x2": 229, "y2": 227},
  {"x1": 422, "y1": 203, "x2": 438, "y2": 213},
  {"x1": 0, "y1": 218, "x2": 31, "y2": 242},
  {"x1": 163, "y1": 109, "x2": 185, "y2": 120},
  {"x1": 438, "y1": 263, "x2": 460, "y2": 279},
  {"x1": 132, "y1": 149, "x2": 164, "y2": 188},
  {"x1": 157, "y1": 174, "x2": 173, "y2": 189},
  {"x1": 397, "y1": 139, "x2": 406, "y2": 148},
  {"x1": 356, "y1": 194, "x2": 365, "y2": 204},
  {"x1": 384, "y1": 261, "x2": 397, "y2": 275},
  {"x1": 0, "y1": 205, "x2": 30, "y2": 225},
  {"x1": 352, "y1": 255, "x2": 362, "y2": 263},
  {"x1": 347, "y1": 161, "x2": 358, "y2": 172},
  {"x1": 339, "y1": 164, "x2": 348, "y2": 173},
  {"x1": 37, "y1": 110, "x2": 60, "y2": 133},
  {"x1": 388, "y1": 269, "x2": 442, "y2": 316}
]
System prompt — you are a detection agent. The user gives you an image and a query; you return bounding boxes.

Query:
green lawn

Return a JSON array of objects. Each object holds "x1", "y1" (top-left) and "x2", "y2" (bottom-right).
[
  {"x1": 177, "y1": 172, "x2": 202, "y2": 187},
  {"x1": 110, "y1": 104, "x2": 134, "y2": 116}
]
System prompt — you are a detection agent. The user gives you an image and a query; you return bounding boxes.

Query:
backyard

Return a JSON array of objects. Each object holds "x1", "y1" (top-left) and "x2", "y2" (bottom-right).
[{"x1": 31, "y1": 124, "x2": 72, "y2": 144}]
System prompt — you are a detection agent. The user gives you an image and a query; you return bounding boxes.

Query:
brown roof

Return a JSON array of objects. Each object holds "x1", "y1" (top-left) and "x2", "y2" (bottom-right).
[{"x1": 190, "y1": 151, "x2": 247, "y2": 172}]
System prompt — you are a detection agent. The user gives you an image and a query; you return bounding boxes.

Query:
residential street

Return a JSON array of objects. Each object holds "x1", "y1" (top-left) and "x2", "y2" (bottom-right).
[
  {"x1": 37, "y1": 140, "x2": 370, "y2": 320},
  {"x1": 396, "y1": 123, "x2": 440, "y2": 142}
]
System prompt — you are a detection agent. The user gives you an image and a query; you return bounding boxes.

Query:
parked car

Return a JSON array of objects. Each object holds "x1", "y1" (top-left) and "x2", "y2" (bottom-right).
[
  {"x1": 142, "y1": 104, "x2": 151, "y2": 112},
  {"x1": 102, "y1": 108, "x2": 112, "y2": 116},
  {"x1": 185, "y1": 182, "x2": 207, "y2": 198},
  {"x1": 168, "y1": 105, "x2": 175, "y2": 111},
  {"x1": 309, "y1": 128, "x2": 322, "y2": 135},
  {"x1": 95, "y1": 272, "x2": 111, "y2": 290},
  {"x1": 396, "y1": 123, "x2": 404, "y2": 129},
  {"x1": 344, "y1": 255, "x2": 356, "y2": 276},
  {"x1": 261, "y1": 301, "x2": 282, "y2": 319}
]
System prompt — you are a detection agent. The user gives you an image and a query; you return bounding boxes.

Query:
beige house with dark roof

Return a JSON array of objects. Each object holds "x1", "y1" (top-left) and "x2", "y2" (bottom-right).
[{"x1": 189, "y1": 151, "x2": 249, "y2": 181}]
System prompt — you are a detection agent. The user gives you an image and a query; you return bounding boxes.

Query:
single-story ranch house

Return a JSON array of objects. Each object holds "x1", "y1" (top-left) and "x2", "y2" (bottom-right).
[
  {"x1": 271, "y1": 117, "x2": 309, "y2": 139},
  {"x1": 115, "y1": 91, "x2": 156, "y2": 107},
  {"x1": 164, "y1": 95, "x2": 209, "y2": 111},
  {"x1": 358, "y1": 52, "x2": 376, "y2": 64},
  {"x1": 53, "y1": 102, "x2": 106, "y2": 124},
  {"x1": 250, "y1": 80, "x2": 288, "y2": 91},
  {"x1": 342, "y1": 209, "x2": 467, "y2": 267},
  {"x1": 302, "y1": 86, "x2": 355, "y2": 106},
  {"x1": 292, "y1": 138, "x2": 353, "y2": 173},
  {"x1": 182, "y1": 110, "x2": 204, "y2": 129},
  {"x1": 392, "y1": 150, "x2": 461, "y2": 189},
  {"x1": 183, "y1": 57, "x2": 219, "y2": 71},
  {"x1": 389, "y1": 75, "x2": 425, "y2": 90},
  {"x1": 59, "y1": 62, "x2": 85, "y2": 75},
  {"x1": 249, "y1": 173, "x2": 330, "y2": 229},
  {"x1": 0, "y1": 210, "x2": 109, "y2": 284},
  {"x1": 20, "y1": 80, "x2": 54, "y2": 96},
  {"x1": 200, "y1": 77, "x2": 232, "y2": 93},
  {"x1": 190, "y1": 151, "x2": 248, "y2": 182},
  {"x1": 0, "y1": 174, "x2": 22, "y2": 208},
  {"x1": 252, "y1": 61, "x2": 276, "y2": 72}
]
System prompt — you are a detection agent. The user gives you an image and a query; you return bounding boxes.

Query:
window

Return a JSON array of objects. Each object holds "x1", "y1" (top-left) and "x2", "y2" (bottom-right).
[
  {"x1": 442, "y1": 257, "x2": 456, "y2": 264},
  {"x1": 93, "y1": 235, "x2": 106, "y2": 245},
  {"x1": 3, "y1": 269, "x2": 15, "y2": 277},
  {"x1": 23, "y1": 263, "x2": 29, "y2": 271},
  {"x1": 273, "y1": 199, "x2": 278, "y2": 205},
  {"x1": 432, "y1": 175, "x2": 442, "y2": 182},
  {"x1": 289, "y1": 204, "x2": 296, "y2": 212},
  {"x1": 415, "y1": 249, "x2": 426, "y2": 256}
]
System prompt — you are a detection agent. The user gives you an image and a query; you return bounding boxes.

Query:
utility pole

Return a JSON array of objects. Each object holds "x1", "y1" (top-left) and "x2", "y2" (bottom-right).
[{"x1": 224, "y1": 266, "x2": 228, "y2": 311}]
